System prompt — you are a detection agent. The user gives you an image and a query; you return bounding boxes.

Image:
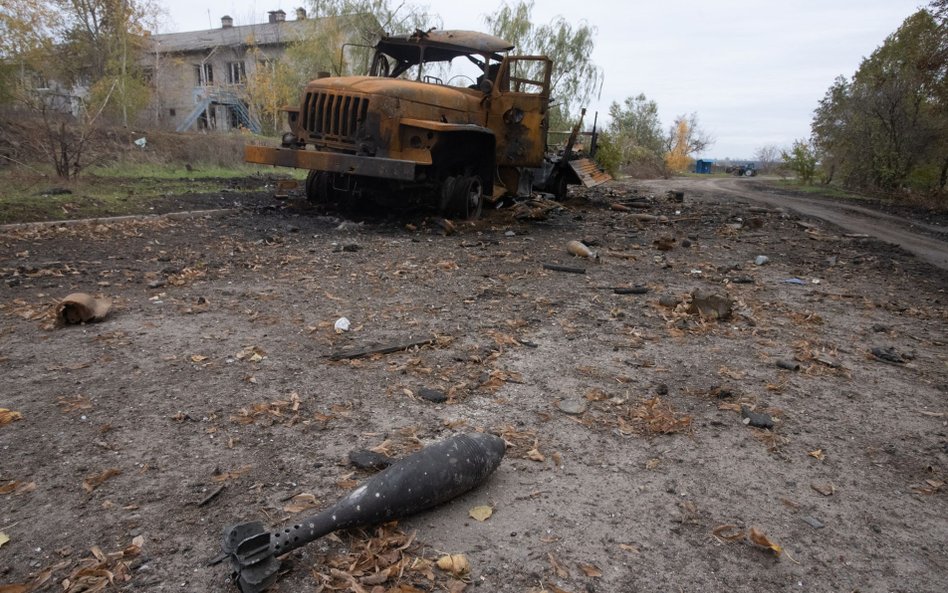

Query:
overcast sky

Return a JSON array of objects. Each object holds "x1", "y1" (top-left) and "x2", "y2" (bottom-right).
[{"x1": 157, "y1": 0, "x2": 927, "y2": 159}]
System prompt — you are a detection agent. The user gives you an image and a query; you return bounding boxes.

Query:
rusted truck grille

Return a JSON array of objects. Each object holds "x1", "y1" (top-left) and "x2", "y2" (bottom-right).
[{"x1": 301, "y1": 92, "x2": 368, "y2": 141}]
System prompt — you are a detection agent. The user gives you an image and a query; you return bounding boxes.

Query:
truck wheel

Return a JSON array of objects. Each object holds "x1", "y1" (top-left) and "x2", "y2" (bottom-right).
[
  {"x1": 305, "y1": 170, "x2": 333, "y2": 204},
  {"x1": 550, "y1": 173, "x2": 568, "y2": 200},
  {"x1": 449, "y1": 175, "x2": 484, "y2": 220}
]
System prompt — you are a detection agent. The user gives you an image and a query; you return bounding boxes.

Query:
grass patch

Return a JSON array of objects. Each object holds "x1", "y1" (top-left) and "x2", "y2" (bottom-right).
[
  {"x1": 0, "y1": 163, "x2": 303, "y2": 224},
  {"x1": 89, "y1": 162, "x2": 306, "y2": 180},
  {"x1": 766, "y1": 179, "x2": 876, "y2": 202}
]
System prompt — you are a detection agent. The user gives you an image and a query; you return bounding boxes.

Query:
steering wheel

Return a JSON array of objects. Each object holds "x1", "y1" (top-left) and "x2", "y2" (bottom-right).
[{"x1": 447, "y1": 74, "x2": 476, "y2": 87}]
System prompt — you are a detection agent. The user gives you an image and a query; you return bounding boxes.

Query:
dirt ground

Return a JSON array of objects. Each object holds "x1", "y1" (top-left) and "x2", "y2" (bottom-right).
[{"x1": 1, "y1": 177, "x2": 946, "y2": 593}]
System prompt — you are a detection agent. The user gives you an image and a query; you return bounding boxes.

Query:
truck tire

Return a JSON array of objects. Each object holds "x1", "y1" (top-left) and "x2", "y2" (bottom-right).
[
  {"x1": 305, "y1": 170, "x2": 333, "y2": 204},
  {"x1": 441, "y1": 175, "x2": 483, "y2": 220},
  {"x1": 550, "y1": 173, "x2": 568, "y2": 200}
]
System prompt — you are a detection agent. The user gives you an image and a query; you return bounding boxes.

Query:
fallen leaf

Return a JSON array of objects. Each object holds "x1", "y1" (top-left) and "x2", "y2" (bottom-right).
[
  {"x1": 911, "y1": 479, "x2": 944, "y2": 495},
  {"x1": 619, "y1": 543, "x2": 640, "y2": 554},
  {"x1": 548, "y1": 552, "x2": 569, "y2": 578},
  {"x1": 0, "y1": 584, "x2": 29, "y2": 593},
  {"x1": 82, "y1": 468, "x2": 121, "y2": 493},
  {"x1": 578, "y1": 562, "x2": 602, "y2": 577},
  {"x1": 0, "y1": 481, "x2": 35, "y2": 496},
  {"x1": 284, "y1": 493, "x2": 320, "y2": 514},
  {"x1": 212, "y1": 465, "x2": 252, "y2": 482},
  {"x1": 190, "y1": 354, "x2": 208, "y2": 362},
  {"x1": 748, "y1": 527, "x2": 783, "y2": 556},
  {"x1": 623, "y1": 397, "x2": 692, "y2": 435},
  {"x1": 0, "y1": 409, "x2": 23, "y2": 425},
  {"x1": 436, "y1": 554, "x2": 470, "y2": 577},
  {"x1": 585, "y1": 388, "x2": 609, "y2": 401},
  {"x1": 0, "y1": 532, "x2": 9, "y2": 548},
  {"x1": 526, "y1": 448, "x2": 546, "y2": 462},
  {"x1": 57, "y1": 395, "x2": 93, "y2": 414},
  {"x1": 469, "y1": 505, "x2": 493, "y2": 522},
  {"x1": 645, "y1": 458, "x2": 660, "y2": 470},
  {"x1": 808, "y1": 449, "x2": 826, "y2": 461},
  {"x1": 712, "y1": 524, "x2": 745, "y2": 542},
  {"x1": 811, "y1": 482, "x2": 835, "y2": 496},
  {"x1": 361, "y1": 565, "x2": 395, "y2": 585}
]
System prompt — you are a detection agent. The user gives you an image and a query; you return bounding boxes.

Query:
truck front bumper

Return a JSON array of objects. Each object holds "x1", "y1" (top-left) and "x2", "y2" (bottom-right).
[{"x1": 245, "y1": 145, "x2": 418, "y2": 182}]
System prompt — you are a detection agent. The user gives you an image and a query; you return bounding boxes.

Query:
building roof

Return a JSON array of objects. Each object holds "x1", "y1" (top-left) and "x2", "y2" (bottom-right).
[{"x1": 148, "y1": 19, "x2": 313, "y2": 54}]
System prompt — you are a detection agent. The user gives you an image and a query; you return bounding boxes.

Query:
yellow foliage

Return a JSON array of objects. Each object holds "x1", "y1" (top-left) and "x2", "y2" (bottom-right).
[{"x1": 665, "y1": 118, "x2": 694, "y2": 172}]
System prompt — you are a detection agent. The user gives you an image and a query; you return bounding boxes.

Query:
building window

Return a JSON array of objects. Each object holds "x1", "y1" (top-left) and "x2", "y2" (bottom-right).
[
  {"x1": 169, "y1": 108, "x2": 176, "y2": 117},
  {"x1": 194, "y1": 63, "x2": 213, "y2": 85},
  {"x1": 227, "y1": 61, "x2": 246, "y2": 84}
]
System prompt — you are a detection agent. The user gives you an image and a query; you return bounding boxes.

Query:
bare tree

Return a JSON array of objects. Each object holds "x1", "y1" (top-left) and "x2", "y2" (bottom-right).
[{"x1": 753, "y1": 144, "x2": 782, "y2": 174}]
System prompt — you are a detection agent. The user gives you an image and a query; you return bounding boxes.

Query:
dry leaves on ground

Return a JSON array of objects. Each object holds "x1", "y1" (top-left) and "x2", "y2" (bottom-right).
[
  {"x1": 0, "y1": 480, "x2": 36, "y2": 495},
  {"x1": 481, "y1": 369, "x2": 524, "y2": 392},
  {"x1": 578, "y1": 562, "x2": 602, "y2": 577},
  {"x1": 547, "y1": 552, "x2": 569, "y2": 579},
  {"x1": 911, "y1": 479, "x2": 944, "y2": 495},
  {"x1": 231, "y1": 392, "x2": 302, "y2": 425},
  {"x1": 468, "y1": 505, "x2": 493, "y2": 522},
  {"x1": 495, "y1": 425, "x2": 543, "y2": 460},
  {"x1": 436, "y1": 554, "x2": 470, "y2": 577},
  {"x1": 2, "y1": 537, "x2": 145, "y2": 593},
  {"x1": 284, "y1": 493, "x2": 320, "y2": 514},
  {"x1": 368, "y1": 428, "x2": 424, "y2": 458},
  {"x1": 712, "y1": 525, "x2": 786, "y2": 557},
  {"x1": 234, "y1": 345, "x2": 267, "y2": 363},
  {"x1": 212, "y1": 465, "x2": 252, "y2": 482},
  {"x1": 618, "y1": 398, "x2": 692, "y2": 436},
  {"x1": 57, "y1": 395, "x2": 93, "y2": 414},
  {"x1": 168, "y1": 267, "x2": 205, "y2": 286},
  {"x1": 82, "y1": 468, "x2": 121, "y2": 493},
  {"x1": 0, "y1": 408, "x2": 23, "y2": 425},
  {"x1": 310, "y1": 524, "x2": 467, "y2": 591}
]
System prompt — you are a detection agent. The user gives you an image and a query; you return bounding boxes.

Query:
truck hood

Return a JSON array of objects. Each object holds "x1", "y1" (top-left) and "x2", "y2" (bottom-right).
[{"x1": 304, "y1": 76, "x2": 481, "y2": 113}]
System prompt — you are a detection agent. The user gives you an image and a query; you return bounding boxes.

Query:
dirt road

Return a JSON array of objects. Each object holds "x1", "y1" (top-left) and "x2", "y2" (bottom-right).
[
  {"x1": 664, "y1": 177, "x2": 948, "y2": 270},
  {"x1": 1, "y1": 179, "x2": 946, "y2": 593}
]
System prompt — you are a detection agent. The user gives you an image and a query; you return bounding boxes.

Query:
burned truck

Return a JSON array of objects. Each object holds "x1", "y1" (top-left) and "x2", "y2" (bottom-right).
[{"x1": 245, "y1": 29, "x2": 606, "y2": 219}]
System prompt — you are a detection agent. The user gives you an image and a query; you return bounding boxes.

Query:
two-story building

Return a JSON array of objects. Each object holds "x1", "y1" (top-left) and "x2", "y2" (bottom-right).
[{"x1": 144, "y1": 8, "x2": 363, "y2": 133}]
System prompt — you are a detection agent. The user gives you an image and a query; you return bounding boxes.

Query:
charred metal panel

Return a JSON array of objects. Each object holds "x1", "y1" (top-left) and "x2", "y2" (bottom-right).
[{"x1": 568, "y1": 157, "x2": 612, "y2": 187}]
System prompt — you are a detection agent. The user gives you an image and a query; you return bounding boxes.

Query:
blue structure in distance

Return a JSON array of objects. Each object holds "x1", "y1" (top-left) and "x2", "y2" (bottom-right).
[{"x1": 695, "y1": 159, "x2": 714, "y2": 174}]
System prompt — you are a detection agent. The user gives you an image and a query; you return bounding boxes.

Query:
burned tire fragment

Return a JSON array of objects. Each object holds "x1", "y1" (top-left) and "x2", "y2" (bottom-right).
[{"x1": 304, "y1": 170, "x2": 333, "y2": 204}]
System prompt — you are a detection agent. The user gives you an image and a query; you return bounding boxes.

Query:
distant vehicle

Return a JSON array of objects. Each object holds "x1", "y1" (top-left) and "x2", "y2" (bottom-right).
[
  {"x1": 725, "y1": 163, "x2": 757, "y2": 177},
  {"x1": 245, "y1": 29, "x2": 609, "y2": 219}
]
